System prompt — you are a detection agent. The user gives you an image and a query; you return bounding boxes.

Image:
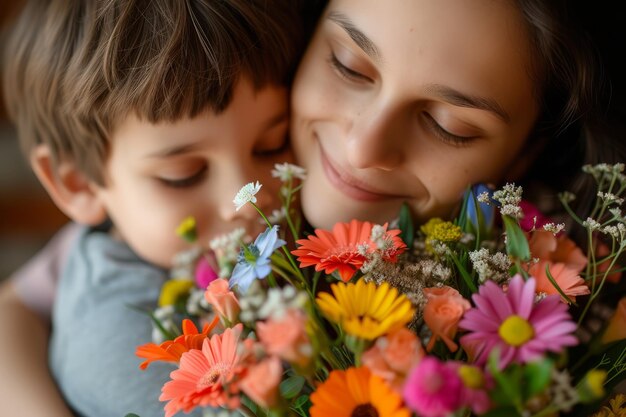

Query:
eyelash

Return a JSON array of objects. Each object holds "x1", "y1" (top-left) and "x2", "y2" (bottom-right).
[
  {"x1": 159, "y1": 165, "x2": 208, "y2": 189},
  {"x1": 422, "y1": 112, "x2": 475, "y2": 146},
  {"x1": 328, "y1": 53, "x2": 371, "y2": 83}
]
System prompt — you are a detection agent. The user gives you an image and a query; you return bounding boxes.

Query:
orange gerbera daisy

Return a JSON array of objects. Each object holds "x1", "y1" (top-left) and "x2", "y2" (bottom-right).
[
  {"x1": 136, "y1": 317, "x2": 218, "y2": 370},
  {"x1": 310, "y1": 367, "x2": 411, "y2": 417},
  {"x1": 529, "y1": 260, "x2": 590, "y2": 303},
  {"x1": 292, "y1": 220, "x2": 406, "y2": 282},
  {"x1": 160, "y1": 324, "x2": 245, "y2": 417}
]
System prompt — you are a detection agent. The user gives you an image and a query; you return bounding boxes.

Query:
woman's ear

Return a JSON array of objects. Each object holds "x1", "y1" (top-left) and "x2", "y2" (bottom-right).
[{"x1": 30, "y1": 144, "x2": 108, "y2": 225}]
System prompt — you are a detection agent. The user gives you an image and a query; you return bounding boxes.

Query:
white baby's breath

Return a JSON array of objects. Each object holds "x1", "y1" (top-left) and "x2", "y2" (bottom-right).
[
  {"x1": 271, "y1": 163, "x2": 307, "y2": 182},
  {"x1": 543, "y1": 222, "x2": 566, "y2": 235},
  {"x1": 233, "y1": 181, "x2": 262, "y2": 211},
  {"x1": 492, "y1": 183, "x2": 523, "y2": 218},
  {"x1": 477, "y1": 191, "x2": 491, "y2": 204}
]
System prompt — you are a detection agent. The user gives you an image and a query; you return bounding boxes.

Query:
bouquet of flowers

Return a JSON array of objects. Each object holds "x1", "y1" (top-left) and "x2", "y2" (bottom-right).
[{"x1": 131, "y1": 163, "x2": 626, "y2": 417}]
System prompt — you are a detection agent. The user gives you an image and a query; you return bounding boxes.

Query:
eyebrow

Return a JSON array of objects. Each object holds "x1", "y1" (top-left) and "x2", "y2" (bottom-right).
[
  {"x1": 425, "y1": 84, "x2": 511, "y2": 122},
  {"x1": 327, "y1": 12, "x2": 380, "y2": 62},
  {"x1": 146, "y1": 142, "x2": 202, "y2": 159}
]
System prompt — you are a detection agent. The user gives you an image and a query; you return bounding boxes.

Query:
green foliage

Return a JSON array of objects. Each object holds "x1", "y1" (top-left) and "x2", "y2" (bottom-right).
[
  {"x1": 487, "y1": 351, "x2": 554, "y2": 413},
  {"x1": 398, "y1": 202, "x2": 415, "y2": 250},
  {"x1": 502, "y1": 215, "x2": 530, "y2": 262},
  {"x1": 280, "y1": 375, "x2": 306, "y2": 399}
]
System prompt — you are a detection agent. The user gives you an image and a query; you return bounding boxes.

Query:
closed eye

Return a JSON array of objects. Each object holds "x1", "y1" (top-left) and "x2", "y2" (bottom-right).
[
  {"x1": 158, "y1": 165, "x2": 208, "y2": 188},
  {"x1": 328, "y1": 52, "x2": 372, "y2": 83},
  {"x1": 421, "y1": 112, "x2": 476, "y2": 146}
]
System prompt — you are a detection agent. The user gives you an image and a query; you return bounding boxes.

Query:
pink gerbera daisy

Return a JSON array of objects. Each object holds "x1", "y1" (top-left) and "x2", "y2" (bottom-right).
[
  {"x1": 291, "y1": 220, "x2": 406, "y2": 282},
  {"x1": 160, "y1": 324, "x2": 244, "y2": 417},
  {"x1": 459, "y1": 275, "x2": 578, "y2": 368}
]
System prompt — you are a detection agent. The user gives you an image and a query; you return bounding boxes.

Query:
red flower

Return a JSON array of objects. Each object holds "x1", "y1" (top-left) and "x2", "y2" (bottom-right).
[
  {"x1": 291, "y1": 220, "x2": 407, "y2": 282},
  {"x1": 135, "y1": 317, "x2": 218, "y2": 370}
]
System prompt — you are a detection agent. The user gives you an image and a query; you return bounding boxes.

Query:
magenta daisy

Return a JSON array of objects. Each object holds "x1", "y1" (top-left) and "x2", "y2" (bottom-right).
[{"x1": 459, "y1": 275, "x2": 577, "y2": 368}]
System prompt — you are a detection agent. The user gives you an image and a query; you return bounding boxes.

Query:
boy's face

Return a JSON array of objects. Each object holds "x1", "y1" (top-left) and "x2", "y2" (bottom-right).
[
  {"x1": 94, "y1": 78, "x2": 290, "y2": 268},
  {"x1": 291, "y1": 0, "x2": 540, "y2": 229}
]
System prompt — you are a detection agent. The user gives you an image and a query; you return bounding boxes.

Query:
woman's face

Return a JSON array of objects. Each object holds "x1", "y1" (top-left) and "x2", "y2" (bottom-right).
[{"x1": 291, "y1": 0, "x2": 541, "y2": 229}]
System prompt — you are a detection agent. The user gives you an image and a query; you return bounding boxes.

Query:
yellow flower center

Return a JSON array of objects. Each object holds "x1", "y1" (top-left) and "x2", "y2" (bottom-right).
[
  {"x1": 498, "y1": 315, "x2": 534, "y2": 346},
  {"x1": 158, "y1": 279, "x2": 194, "y2": 307},
  {"x1": 175, "y1": 216, "x2": 197, "y2": 243},
  {"x1": 458, "y1": 365, "x2": 485, "y2": 389},
  {"x1": 351, "y1": 404, "x2": 379, "y2": 417},
  {"x1": 586, "y1": 370, "x2": 607, "y2": 398}
]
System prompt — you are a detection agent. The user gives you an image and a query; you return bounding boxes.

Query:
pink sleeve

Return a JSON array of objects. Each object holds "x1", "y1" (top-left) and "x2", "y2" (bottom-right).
[{"x1": 11, "y1": 222, "x2": 80, "y2": 320}]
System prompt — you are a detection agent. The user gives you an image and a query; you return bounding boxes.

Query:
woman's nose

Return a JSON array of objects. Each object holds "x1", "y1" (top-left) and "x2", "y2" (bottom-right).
[{"x1": 345, "y1": 105, "x2": 405, "y2": 171}]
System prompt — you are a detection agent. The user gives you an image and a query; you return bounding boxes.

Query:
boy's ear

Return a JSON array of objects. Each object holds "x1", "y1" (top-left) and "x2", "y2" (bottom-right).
[{"x1": 30, "y1": 144, "x2": 108, "y2": 225}]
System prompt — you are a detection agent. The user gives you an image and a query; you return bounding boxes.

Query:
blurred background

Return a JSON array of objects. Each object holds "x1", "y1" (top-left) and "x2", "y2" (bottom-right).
[{"x1": 0, "y1": 1, "x2": 68, "y2": 280}]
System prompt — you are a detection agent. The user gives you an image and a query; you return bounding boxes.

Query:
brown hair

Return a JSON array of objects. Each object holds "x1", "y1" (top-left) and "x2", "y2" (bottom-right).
[
  {"x1": 514, "y1": 0, "x2": 626, "y2": 222},
  {"x1": 2, "y1": 0, "x2": 309, "y2": 184}
]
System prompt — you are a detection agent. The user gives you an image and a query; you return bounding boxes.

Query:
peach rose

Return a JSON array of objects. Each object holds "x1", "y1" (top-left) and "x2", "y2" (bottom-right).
[
  {"x1": 240, "y1": 356, "x2": 282, "y2": 408},
  {"x1": 257, "y1": 309, "x2": 311, "y2": 367},
  {"x1": 423, "y1": 286, "x2": 463, "y2": 299},
  {"x1": 362, "y1": 328, "x2": 424, "y2": 392},
  {"x1": 423, "y1": 286, "x2": 471, "y2": 352},
  {"x1": 602, "y1": 297, "x2": 626, "y2": 344},
  {"x1": 204, "y1": 279, "x2": 240, "y2": 324}
]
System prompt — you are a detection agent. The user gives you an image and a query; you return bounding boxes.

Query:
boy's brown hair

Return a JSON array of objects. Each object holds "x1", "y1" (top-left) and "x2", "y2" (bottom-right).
[{"x1": 2, "y1": 0, "x2": 308, "y2": 184}]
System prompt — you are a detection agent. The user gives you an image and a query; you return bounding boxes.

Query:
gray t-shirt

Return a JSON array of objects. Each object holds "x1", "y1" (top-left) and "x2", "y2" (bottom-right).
[{"x1": 49, "y1": 226, "x2": 203, "y2": 417}]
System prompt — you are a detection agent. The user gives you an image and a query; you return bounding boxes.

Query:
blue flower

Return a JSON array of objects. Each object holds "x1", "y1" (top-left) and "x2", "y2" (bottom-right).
[
  {"x1": 229, "y1": 226, "x2": 286, "y2": 293},
  {"x1": 465, "y1": 183, "x2": 495, "y2": 233}
]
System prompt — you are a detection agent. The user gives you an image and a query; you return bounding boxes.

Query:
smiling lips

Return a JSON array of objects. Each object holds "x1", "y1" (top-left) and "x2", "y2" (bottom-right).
[{"x1": 320, "y1": 147, "x2": 404, "y2": 202}]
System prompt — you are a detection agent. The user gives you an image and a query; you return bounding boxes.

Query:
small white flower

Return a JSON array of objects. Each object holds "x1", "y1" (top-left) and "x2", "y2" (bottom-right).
[
  {"x1": 543, "y1": 222, "x2": 566, "y2": 235},
  {"x1": 477, "y1": 191, "x2": 491, "y2": 204},
  {"x1": 233, "y1": 181, "x2": 262, "y2": 211},
  {"x1": 271, "y1": 162, "x2": 307, "y2": 182},
  {"x1": 583, "y1": 217, "x2": 601, "y2": 231}
]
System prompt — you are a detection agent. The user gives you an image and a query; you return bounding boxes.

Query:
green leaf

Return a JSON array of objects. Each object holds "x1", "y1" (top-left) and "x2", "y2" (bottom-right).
[
  {"x1": 398, "y1": 202, "x2": 415, "y2": 250},
  {"x1": 125, "y1": 414, "x2": 141, "y2": 417},
  {"x1": 487, "y1": 351, "x2": 523, "y2": 408},
  {"x1": 293, "y1": 394, "x2": 310, "y2": 408},
  {"x1": 502, "y1": 216, "x2": 531, "y2": 261},
  {"x1": 280, "y1": 375, "x2": 306, "y2": 399},
  {"x1": 241, "y1": 395, "x2": 259, "y2": 414},
  {"x1": 448, "y1": 250, "x2": 478, "y2": 293},
  {"x1": 291, "y1": 394, "x2": 312, "y2": 417},
  {"x1": 523, "y1": 359, "x2": 554, "y2": 399}
]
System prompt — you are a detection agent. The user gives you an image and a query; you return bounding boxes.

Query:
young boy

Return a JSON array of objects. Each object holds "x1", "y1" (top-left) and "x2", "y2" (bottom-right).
[{"x1": 2, "y1": 0, "x2": 309, "y2": 415}]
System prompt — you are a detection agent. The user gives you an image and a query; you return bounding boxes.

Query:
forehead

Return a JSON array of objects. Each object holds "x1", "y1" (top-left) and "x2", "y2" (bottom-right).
[
  {"x1": 324, "y1": 0, "x2": 537, "y2": 125},
  {"x1": 108, "y1": 79, "x2": 288, "y2": 157}
]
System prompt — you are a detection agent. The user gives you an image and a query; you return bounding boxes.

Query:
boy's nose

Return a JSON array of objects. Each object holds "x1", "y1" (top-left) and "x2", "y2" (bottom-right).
[{"x1": 345, "y1": 105, "x2": 404, "y2": 171}]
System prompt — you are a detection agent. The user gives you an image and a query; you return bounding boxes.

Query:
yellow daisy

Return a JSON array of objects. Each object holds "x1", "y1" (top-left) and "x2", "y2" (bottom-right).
[
  {"x1": 310, "y1": 367, "x2": 410, "y2": 417},
  {"x1": 316, "y1": 280, "x2": 414, "y2": 340}
]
